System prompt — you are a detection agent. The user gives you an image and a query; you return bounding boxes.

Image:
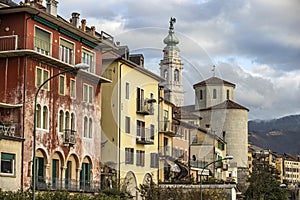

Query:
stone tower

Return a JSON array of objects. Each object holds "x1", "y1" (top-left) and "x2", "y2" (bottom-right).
[
  {"x1": 160, "y1": 17, "x2": 184, "y2": 107},
  {"x1": 193, "y1": 76, "x2": 249, "y2": 192}
]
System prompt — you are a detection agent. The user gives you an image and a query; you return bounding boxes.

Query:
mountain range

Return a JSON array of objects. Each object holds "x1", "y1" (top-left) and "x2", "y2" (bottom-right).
[{"x1": 248, "y1": 114, "x2": 300, "y2": 155}]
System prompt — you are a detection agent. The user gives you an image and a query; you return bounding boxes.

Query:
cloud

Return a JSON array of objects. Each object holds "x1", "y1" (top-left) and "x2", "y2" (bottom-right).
[{"x1": 19, "y1": 0, "x2": 299, "y2": 120}]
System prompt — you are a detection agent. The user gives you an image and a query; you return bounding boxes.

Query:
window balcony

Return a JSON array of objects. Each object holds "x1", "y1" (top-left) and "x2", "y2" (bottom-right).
[
  {"x1": 159, "y1": 146, "x2": 172, "y2": 158},
  {"x1": 159, "y1": 121, "x2": 176, "y2": 137},
  {"x1": 63, "y1": 129, "x2": 76, "y2": 146},
  {"x1": 136, "y1": 98, "x2": 155, "y2": 115},
  {"x1": 136, "y1": 127, "x2": 154, "y2": 145}
]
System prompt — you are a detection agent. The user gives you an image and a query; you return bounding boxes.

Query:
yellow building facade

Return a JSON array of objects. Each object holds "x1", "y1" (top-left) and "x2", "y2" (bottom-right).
[{"x1": 101, "y1": 57, "x2": 161, "y2": 198}]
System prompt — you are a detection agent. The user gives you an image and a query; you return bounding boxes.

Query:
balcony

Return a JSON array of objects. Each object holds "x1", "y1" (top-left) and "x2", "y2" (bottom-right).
[
  {"x1": 159, "y1": 121, "x2": 176, "y2": 137},
  {"x1": 63, "y1": 129, "x2": 76, "y2": 146},
  {"x1": 136, "y1": 127, "x2": 154, "y2": 145},
  {"x1": 159, "y1": 146, "x2": 172, "y2": 158},
  {"x1": 36, "y1": 176, "x2": 100, "y2": 192},
  {"x1": 136, "y1": 98, "x2": 155, "y2": 115},
  {"x1": 0, "y1": 123, "x2": 19, "y2": 138}
]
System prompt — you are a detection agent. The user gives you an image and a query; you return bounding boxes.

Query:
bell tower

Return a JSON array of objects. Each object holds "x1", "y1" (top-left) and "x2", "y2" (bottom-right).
[{"x1": 160, "y1": 17, "x2": 184, "y2": 106}]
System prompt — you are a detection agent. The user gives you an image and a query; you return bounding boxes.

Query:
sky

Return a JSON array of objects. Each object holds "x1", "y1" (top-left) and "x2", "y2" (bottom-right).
[{"x1": 18, "y1": 0, "x2": 300, "y2": 120}]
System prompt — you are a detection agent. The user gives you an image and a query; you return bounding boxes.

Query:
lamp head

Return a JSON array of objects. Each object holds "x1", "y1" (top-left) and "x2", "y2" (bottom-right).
[
  {"x1": 74, "y1": 63, "x2": 89, "y2": 70},
  {"x1": 225, "y1": 155, "x2": 233, "y2": 160}
]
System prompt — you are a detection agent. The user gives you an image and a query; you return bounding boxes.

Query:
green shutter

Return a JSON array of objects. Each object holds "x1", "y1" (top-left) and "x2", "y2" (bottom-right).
[{"x1": 1, "y1": 153, "x2": 14, "y2": 160}]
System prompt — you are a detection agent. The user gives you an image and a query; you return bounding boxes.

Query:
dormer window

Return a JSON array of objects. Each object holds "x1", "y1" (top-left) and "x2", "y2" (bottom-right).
[{"x1": 213, "y1": 89, "x2": 217, "y2": 99}]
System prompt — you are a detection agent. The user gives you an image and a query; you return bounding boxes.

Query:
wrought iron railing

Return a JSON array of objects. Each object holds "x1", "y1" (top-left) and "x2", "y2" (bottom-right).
[{"x1": 36, "y1": 176, "x2": 101, "y2": 192}]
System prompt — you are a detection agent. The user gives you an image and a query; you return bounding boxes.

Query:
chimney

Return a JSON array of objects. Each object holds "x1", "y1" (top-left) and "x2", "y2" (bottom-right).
[
  {"x1": 81, "y1": 19, "x2": 86, "y2": 32},
  {"x1": 24, "y1": 0, "x2": 30, "y2": 6},
  {"x1": 34, "y1": 0, "x2": 43, "y2": 5},
  {"x1": 71, "y1": 12, "x2": 80, "y2": 28},
  {"x1": 46, "y1": 0, "x2": 58, "y2": 17},
  {"x1": 90, "y1": 26, "x2": 96, "y2": 36}
]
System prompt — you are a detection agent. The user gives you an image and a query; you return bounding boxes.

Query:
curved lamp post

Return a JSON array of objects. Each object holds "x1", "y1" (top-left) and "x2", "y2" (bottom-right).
[
  {"x1": 32, "y1": 63, "x2": 89, "y2": 200},
  {"x1": 200, "y1": 155, "x2": 233, "y2": 200}
]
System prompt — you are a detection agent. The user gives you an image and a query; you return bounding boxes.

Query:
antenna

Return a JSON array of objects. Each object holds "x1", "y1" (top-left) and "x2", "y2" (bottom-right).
[{"x1": 212, "y1": 65, "x2": 216, "y2": 77}]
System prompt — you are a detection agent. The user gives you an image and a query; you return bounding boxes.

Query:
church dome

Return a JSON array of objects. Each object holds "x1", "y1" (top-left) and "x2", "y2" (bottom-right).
[{"x1": 163, "y1": 18, "x2": 180, "y2": 51}]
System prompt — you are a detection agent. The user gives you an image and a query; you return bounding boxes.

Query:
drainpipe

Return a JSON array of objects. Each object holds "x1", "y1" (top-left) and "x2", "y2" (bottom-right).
[{"x1": 118, "y1": 63, "x2": 123, "y2": 187}]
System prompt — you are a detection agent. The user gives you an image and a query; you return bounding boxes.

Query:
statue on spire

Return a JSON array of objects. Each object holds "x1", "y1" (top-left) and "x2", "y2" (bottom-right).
[{"x1": 169, "y1": 17, "x2": 176, "y2": 30}]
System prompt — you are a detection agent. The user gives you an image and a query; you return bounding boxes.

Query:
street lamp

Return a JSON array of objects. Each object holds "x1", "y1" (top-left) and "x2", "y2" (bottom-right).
[
  {"x1": 200, "y1": 155, "x2": 233, "y2": 200},
  {"x1": 31, "y1": 63, "x2": 88, "y2": 200}
]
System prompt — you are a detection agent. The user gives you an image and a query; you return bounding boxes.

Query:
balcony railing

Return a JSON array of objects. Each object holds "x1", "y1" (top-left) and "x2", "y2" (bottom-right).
[
  {"x1": 136, "y1": 98, "x2": 155, "y2": 115},
  {"x1": 136, "y1": 127, "x2": 154, "y2": 145},
  {"x1": 0, "y1": 35, "x2": 89, "y2": 71},
  {"x1": 36, "y1": 176, "x2": 101, "y2": 192},
  {"x1": 63, "y1": 129, "x2": 76, "y2": 146},
  {"x1": 159, "y1": 146, "x2": 172, "y2": 157},
  {"x1": 159, "y1": 121, "x2": 176, "y2": 137},
  {"x1": 0, "y1": 123, "x2": 20, "y2": 138}
]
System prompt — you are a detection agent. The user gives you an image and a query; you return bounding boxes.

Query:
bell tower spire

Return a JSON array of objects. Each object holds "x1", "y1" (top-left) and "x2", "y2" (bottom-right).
[{"x1": 159, "y1": 17, "x2": 184, "y2": 107}]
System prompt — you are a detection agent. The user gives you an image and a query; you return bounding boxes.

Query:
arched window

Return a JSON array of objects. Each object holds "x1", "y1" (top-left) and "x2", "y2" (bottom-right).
[
  {"x1": 226, "y1": 89, "x2": 230, "y2": 100},
  {"x1": 174, "y1": 69, "x2": 179, "y2": 82},
  {"x1": 65, "y1": 111, "x2": 70, "y2": 130},
  {"x1": 42, "y1": 106, "x2": 48, "y2": 129},
  {"x1": 213, "y1": 89, "x2": 217, "y2": 99},
  {"x1": 71, "y1": 113, "x2": 75, "y2": 131},
  {"x1": 89, "y1": 118, "x2": 93, "y2": 138},
  {"x1": 200, "y1": 90, "x2": 203, "y2": 100},
  {"x1": 59, "y1": 110, "x2": 64, "y2": 132},
  {"x1": 164, "y1": 69, "x2": 168, "y2": 80},
  {"x1": 83, "y1": 116, "x2": 88, "y2": 137},
  {"x1": 36, "y1": 104, "x2": 41, "y2": 128}
]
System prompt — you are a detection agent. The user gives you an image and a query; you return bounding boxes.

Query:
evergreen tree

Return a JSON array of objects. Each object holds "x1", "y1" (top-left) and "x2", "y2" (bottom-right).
[{"x1": 245, "y1": 162, "x2": 287, "y2": 200}]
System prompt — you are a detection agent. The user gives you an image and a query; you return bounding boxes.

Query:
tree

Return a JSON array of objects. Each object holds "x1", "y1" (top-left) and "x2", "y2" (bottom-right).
[{"x1": 245, "y1": 162, "x2": 287, "y2": 200}]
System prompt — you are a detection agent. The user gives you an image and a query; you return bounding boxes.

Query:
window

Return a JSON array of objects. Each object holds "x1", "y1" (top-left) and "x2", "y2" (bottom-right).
[
  {"x1": 1, "y1": 153, "x2": 15, "y2": 175},
  {"x1": 125, "y1": 116, "x2": 130, "y2": 134},
  {"x1": 125, "y1": 82, "x2": 130, "y2": 99},
  {"x1": 174, "y1": 69, "x2": 179, "y2": 82},
  {"x1": 226, "y1": 89, "x2": 230, "y2": 100},
  {"x1": 36, "y1": 104, "x2": 48, "y2": 130},
  {"x1": 200, "y1": 90, "x2": 203, "y2": 100},
  {"x1": 213, "y1": 89, "x2": 217, "y2": 99},
  {"x1": 136, "y1": 150, "x2": 145, "y2": 166},
  {"x1": 218, "y1": 141, "x2": 224, "y2": 150},
  {"x1": 59, "y1": 75, "x2": 65, "y2": 95},
  {"x1": 150, "y1": 153, "x2": 158, "y2": 168},
  {"x1": 70, "y1": 79, "x2": 76, "y2": 98},
  {"x1": 65, "y1": 111, "x2": 70, "y2": 130},
  {"x1": 150, "y1": 124, "x2": 155, "y2": 140},
  {"x1": 59, "y1": 38, "x2": 74, "y2": 64},
  {"x1": 136, "y1": 87, "x2": 144, "y2": 111},
  {"x1": 83, "y1": 116, "x2": 92, "y2": 138},
  {"x1": 83, "y1": 116, "x2": 88, "y2": 138},
  {"x1": 163, "y1": 69, "x2": 168, "y2": 80},
  {"x1": 36, "y1": 104, "x2": 41, "y2": 128},
  {"x1": 83, "y1": 84, "x2": 93, "y2": 103},
  {"x1": 137, "y1": 120, "x2": 145, "y2": 139},
  {"x1": 88, "y1": 118, "x2": 93, "y2": 138},
  {"x1": 42, "y1": 106, "x2": 48, "y2": 129},
  {"x1": 59, "y1": 110, "x2": 64, "y2": 132},
  {"x1": 82, "y1": 48, "x2": 95, "y2": 73},
  {"x1": 34, "y1": 27, "x2": 51, "y2": 55},
  {"x1": 125, "y1": 148, "x2": 134, "y2": 165},
  {"x1": 36, "y1": 67, "x2": 49, "y2": 90},
  {"x1": 71, "y1": 113, "x2": 75, "y2": 130}
]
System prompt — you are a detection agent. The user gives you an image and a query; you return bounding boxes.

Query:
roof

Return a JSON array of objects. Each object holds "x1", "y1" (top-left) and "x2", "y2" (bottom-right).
[
  {"x1": 103, "y1": 57, "x2": 164, "y2": 82},
  {"x1": 200, "y1": 100, "x2": 249, "y2": 111},
  {"x1": 173, "y1": 106, "x2": 200, "y2": 120},
  {"x1": 193, "y1": 77, "x2": 236, "y2": 88}
]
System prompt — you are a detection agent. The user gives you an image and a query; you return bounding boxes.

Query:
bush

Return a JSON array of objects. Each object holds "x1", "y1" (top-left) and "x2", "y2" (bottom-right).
[{"x1": 0, "y1": 189, "x2": 130, "y2": 200}]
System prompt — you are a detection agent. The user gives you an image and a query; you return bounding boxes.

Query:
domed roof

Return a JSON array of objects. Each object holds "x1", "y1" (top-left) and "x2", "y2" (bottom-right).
[{"x1": 163, "y1": 17, "x2": 180, "y2": 51}]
